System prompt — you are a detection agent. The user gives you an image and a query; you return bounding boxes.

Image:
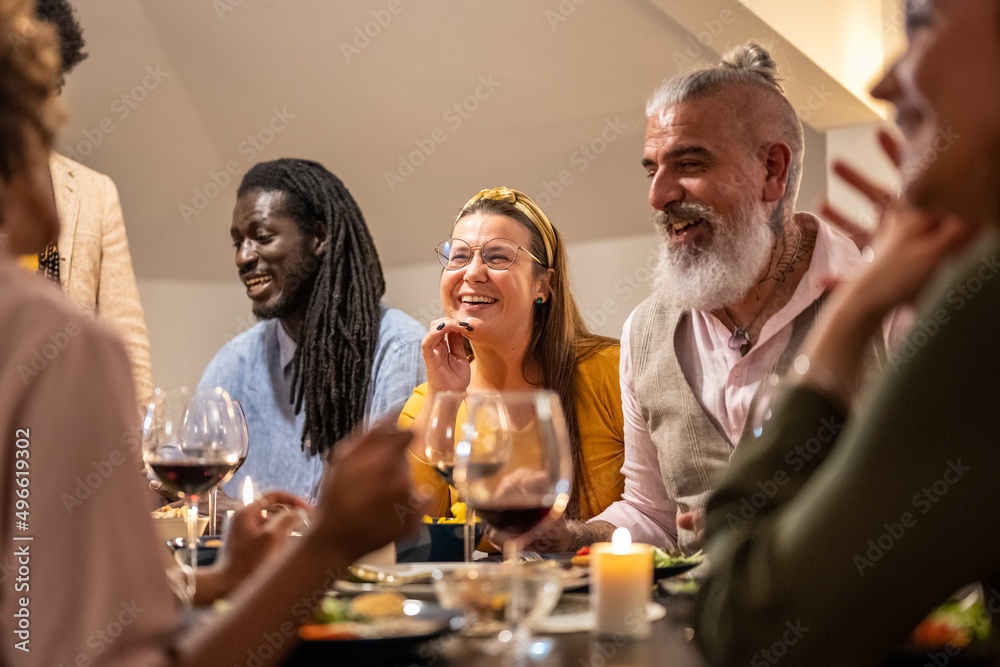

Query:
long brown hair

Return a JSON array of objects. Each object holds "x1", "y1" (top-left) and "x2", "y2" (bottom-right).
[{"x1": 457, "y1": 191, "x2": 616, "y2": 519}]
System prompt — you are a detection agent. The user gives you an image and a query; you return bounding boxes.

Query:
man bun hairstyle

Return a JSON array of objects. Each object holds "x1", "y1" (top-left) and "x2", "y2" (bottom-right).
[
  {"x1": 719, "y1": 42, "x2": 781, "y2": 89},
  {"x1": 646, "y1": 42, "x2": 804, "y2": 225}
]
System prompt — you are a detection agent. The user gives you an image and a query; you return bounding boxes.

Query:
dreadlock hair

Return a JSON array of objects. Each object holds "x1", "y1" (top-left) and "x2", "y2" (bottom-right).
[
  {"x1": 34, "y1": 0, "x2": 86, "y2": 81},
  {"x1": 457, "y1": 193, "x2": 617, "y2": 520},
  {"x1": 237, "y1": 158, "x2": 385, "y2": 458}
]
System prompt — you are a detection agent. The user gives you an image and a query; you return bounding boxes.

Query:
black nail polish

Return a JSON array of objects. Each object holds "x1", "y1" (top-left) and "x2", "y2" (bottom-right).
[
  {"x1": 436, "y1": 323, "x2": 445, "y2": 330},
  {"x1": 465, "y1": 326, "x2": 474, "y2": 332},
  {"x1": 458, "y1": 322, "x2": 469, "y2": 327}
]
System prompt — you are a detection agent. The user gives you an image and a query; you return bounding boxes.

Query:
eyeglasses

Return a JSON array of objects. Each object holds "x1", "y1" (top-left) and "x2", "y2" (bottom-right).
[{"x1": 435, "y1": 238, "x2": 545, "y2": 271}]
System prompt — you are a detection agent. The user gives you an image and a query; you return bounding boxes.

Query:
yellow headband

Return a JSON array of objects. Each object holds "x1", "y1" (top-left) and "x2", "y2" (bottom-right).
[{"x1": 460, "y1": 186, "x2": 556, "y2": 268}]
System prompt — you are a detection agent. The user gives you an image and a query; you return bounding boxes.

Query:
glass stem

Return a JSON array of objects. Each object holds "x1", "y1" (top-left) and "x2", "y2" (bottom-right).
[
  {"x1": 504, "y1": 540, "x2": 523, "y2": 629},
  {"x1": 182, "y1": 497, "x2": 198, "y2": 605},
  {"x1": 464, "y1": 505, "x2": 477, "y2": 562},
  {"x1": 208, "y1": 488, "x2": 218, "y2": 535}
]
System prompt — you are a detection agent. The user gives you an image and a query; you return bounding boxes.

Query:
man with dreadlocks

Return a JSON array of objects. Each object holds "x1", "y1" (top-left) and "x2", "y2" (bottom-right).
[{"x1": 199, "y1": 158, "x2": 425, "y2": 507}]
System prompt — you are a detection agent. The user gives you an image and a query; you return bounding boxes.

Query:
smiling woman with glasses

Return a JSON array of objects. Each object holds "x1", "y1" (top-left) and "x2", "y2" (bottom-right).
[{"x1": 398, "y1": 186, "x2": 626, "y2": 538}]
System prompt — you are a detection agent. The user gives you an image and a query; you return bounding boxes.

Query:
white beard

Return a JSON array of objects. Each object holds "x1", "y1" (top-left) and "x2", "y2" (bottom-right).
[{"x1": 651, "y1": 200, "x2": 774, "y2": 312}]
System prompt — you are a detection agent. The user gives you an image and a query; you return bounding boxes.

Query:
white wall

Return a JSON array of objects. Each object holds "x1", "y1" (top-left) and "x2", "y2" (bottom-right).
[
  {"x1": 139, "y1": 122, "x2": 832, "y2": 390},
  {"x1": 139, "y1": 234, "x2": 662, "y2": 390},
  {"x1": 825, "y1": 121, "x2": 900, "y2": 230},
  {"x1": 137, "y1": 278, "x2": 253, "y2": 390}
]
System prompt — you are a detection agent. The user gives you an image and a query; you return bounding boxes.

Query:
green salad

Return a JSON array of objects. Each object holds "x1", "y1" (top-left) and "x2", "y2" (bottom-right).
[
  {"x1": 312, "y1": 594, "x2": 365, "y2": 625},
  {"x1": 652, "y1": 547, "x2": 704, "y2": 569}
]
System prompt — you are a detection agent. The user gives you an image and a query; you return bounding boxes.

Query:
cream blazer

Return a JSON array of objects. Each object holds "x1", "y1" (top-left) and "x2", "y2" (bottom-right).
[{"x1": 51, "y1": 152, "x2": 153, "y2": 405}]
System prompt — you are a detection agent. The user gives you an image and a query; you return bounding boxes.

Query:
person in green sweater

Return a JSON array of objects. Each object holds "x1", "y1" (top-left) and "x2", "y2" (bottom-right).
[{"x1": 694, "y1": 1, "x2": 1000, "y2": 665}]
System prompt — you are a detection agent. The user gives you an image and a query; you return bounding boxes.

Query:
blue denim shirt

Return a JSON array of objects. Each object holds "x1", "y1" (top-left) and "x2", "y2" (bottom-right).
[{"x1": 198, "y1": 305, "x2": 425, "y2": 502}]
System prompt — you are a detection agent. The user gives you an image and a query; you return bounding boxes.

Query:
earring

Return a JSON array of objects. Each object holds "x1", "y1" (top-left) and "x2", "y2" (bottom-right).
[{"x1": 535, "y1": 297, "x2": 544, "y2": 304}]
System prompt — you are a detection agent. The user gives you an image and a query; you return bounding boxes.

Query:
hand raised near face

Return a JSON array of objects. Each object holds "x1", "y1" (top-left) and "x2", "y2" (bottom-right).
[
  {"x1": 821, "y1": 129, "x2": 977, "y2": 309},
  {"x1": 422, "y1": 318, "x2": 473, "y2": 394}
]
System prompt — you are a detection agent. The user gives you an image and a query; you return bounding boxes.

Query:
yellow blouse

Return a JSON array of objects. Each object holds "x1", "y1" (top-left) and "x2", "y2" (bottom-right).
[{"x1": 398, "y1": 344, "x2": 624, "y2": 521}]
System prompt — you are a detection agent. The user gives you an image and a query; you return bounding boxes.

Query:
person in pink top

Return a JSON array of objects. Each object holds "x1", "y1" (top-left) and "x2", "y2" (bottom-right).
[
  {"x1": 547, "y1": 42, "x2": 904, "y2": 554},
  {"x1": 0, "y1": 3, "x2": 420, "y2": 664}
]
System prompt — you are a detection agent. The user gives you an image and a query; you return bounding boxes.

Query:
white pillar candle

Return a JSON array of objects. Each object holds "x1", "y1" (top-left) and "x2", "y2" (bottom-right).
[{"x1": 591, "y1": 528, "x2": 653, "y2": 639}]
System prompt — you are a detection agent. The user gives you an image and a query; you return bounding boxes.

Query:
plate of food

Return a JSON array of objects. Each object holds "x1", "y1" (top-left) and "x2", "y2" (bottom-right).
[
  {"x1": 166, "y1": 536, "x2": 223, "y2": 567},
  {"x1": 530, "y1": 594, "x2": 667, "y2": 634},
  {"x1": 151, "y1": 505, "x2": 208, "y2": 543},
  {"x1": 290, "y1": 592, "x2": 460, "y2": 664},
  {"x1": 570, "y1": 546, "x2": 703, "y2": 580}
]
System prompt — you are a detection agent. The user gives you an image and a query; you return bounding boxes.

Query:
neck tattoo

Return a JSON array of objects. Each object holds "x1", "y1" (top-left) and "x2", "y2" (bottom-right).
[{"x1": 721, "y1": 228, "x2": 802, "y2": 355}]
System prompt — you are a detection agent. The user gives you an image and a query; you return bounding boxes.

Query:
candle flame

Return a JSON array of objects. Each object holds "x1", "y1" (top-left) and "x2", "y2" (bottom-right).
[
  {"x1": 242, "y1": 476, "x2": 254, "y2": 506},
  {"x1": 611, "y1": 527, "x2": 632, "y2": 554}
]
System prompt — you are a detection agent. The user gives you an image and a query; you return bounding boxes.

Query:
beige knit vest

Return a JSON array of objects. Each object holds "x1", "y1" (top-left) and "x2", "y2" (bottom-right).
[{"x1": 629, "y1": 290, "x2": 885, "y2": 554}]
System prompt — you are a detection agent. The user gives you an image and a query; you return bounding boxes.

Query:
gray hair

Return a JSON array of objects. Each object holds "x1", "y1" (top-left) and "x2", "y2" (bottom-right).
[{"x1": 646, "y1": 42, "x2": 804, "y2": 225}]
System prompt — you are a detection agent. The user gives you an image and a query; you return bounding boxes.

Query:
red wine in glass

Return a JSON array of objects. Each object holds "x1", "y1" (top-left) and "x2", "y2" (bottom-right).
[
  {"x1": 149, "y1": 460, "x2": 238, "y2": 498},
  {"x1": 474, "y1": 503, "x2": 552, "y2": 537}
]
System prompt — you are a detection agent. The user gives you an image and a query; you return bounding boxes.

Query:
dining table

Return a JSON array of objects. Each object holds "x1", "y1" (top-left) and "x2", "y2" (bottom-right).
[{"x1": 280, "y1": 584, "x2": 708, "y2": 667}]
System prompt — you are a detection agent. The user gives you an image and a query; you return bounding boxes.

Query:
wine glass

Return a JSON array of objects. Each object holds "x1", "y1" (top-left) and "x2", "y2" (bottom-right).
[
  {"x1": 453, "y1": 390, "x2": 572, "y2": 655},
  {"x1": 208, "y1": 399, "x2": 249, "y2": 535},
  {"x1": 425, "y1": 391, "x2": 480, "y2": 561},
  {"x1": 142, "y1": 387, "x2": 242, "y2": 604}
]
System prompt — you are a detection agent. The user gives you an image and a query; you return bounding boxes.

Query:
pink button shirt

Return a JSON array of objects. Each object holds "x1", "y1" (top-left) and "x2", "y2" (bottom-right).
[{"x1": 594, "y1": 217, "x2": 906, "y2": 549}]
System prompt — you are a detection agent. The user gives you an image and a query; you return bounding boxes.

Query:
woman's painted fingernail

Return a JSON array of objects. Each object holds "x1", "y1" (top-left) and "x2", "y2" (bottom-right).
[
  {"x1": 436, "y1": 323, "x2": 445, "y2": 330},
  {"x1": 465, "y1": 326, "x2": 474, "y2": 332}
]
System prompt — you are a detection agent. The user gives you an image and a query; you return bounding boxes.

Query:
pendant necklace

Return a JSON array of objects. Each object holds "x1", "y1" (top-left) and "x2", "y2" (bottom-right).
[{"x1": 721, "y1": 229, "x2": 801, "y2": 355}]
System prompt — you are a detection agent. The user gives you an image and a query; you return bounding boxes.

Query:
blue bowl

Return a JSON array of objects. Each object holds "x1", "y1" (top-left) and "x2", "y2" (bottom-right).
[{"x1": 396, "y1": 522, "x2": 485, "y2": 562}]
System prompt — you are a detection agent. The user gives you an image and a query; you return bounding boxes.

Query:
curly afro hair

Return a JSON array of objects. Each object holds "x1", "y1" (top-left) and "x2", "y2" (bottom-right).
[
  {"x1": 34, "y1": 0, "x2": 87, "y2": 78},
  {"x1": 0, "y1": 0, "x2": 62, "y2": 179}
]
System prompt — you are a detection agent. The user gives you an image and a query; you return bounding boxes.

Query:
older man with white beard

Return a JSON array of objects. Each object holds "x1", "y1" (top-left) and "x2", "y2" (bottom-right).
[{"x1": 544, "y1": 43, "x2": 903, "y2": 555}]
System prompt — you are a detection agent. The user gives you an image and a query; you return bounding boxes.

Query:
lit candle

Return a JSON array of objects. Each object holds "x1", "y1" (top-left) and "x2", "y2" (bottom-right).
[
  {"x1": 242, "y1": 476, "x2": 255, "y2": 506},
  {"x1": 591, "y1": 528, "x2": 653, "y2": 639}
]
